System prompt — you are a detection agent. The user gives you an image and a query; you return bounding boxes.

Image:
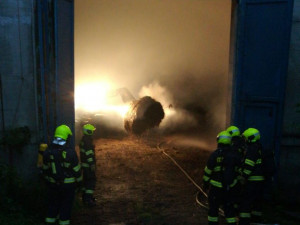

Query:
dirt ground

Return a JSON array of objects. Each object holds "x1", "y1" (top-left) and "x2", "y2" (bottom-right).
[{"x1": 72, "y1": 133, "x2": 227, "y2": 225}]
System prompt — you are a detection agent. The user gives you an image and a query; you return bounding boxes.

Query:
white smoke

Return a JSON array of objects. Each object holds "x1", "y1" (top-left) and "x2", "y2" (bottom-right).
[
  {"x1": 138, "y1": 81, "x2": 173, "y2": 107},
  {"x1": 75, "y1": 0, "x2": 232, "y2": 138},
  {"x1": 138, "y1": 81, "x2": 200, "y2": 133}
]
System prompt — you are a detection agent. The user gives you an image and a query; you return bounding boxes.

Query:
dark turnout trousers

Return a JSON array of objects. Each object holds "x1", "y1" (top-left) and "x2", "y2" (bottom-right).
[
  {"x1": 208, "y1": 186, "x2": 237, "y2": 225},
  {"x1": 45, "y1": 184, "x2": 76, "y2": 225},
  {"x1": 239, "y1": 181, "x2": 264, "y2": 225}
]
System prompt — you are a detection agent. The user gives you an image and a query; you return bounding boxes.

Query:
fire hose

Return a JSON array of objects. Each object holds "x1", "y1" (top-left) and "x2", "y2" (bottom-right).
[
  {"x1": 157, "y1": 141, "x2": 225, "y2": 216},
  {"x1": 157, "y1": 141, "x2": 282, "y2": 225}
]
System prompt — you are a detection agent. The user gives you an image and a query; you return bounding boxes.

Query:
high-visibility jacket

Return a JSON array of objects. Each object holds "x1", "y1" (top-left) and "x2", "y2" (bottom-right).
[
  {"x1": 42, "y1": 143, "x2": 82, "y2": 185},
  {"x1": 231, "y1": 136, "x2": 246, "y2": 160},
  {"x1": 231, "y1": 135, "x2": 246, "y2": 175},
  {"x1": 241, "y1": 142, "x2": 264, "y2": 182},
  {"x1": 79, "y1": 135, "x2": 95, "y2": 169},
  {"x1": 203, "y1": 145, "x2": 240, "y2": 189}
]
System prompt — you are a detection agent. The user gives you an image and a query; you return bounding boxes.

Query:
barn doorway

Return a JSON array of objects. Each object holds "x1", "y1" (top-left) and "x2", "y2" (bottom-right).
[{"x1": 74, "y1": 0, "x2": 233, "y2": 146}]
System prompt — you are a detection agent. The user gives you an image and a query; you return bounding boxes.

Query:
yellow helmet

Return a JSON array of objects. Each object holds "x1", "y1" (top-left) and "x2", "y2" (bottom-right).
[
  {"x1": 54, "y1": 125, "x2": 72, "y2": 140},
  {"x1": 242, "y1": 128, "x2": 260, "y2": 143},
  {"x1": 227, "y1": 126, "x2": 240, "y2": 137},
  {"x1": 83, "y1": 124, "x2": 96, "y2": 135},
  {"x1": 216, "y1": 131, "x2": 232, "y2": 145}
]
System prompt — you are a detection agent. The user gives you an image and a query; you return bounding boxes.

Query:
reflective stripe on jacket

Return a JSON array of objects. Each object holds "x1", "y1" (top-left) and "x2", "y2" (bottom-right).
[
  {"x1": 79, "y1": 135, "x2": 95, "y2": 168},
  {"x1": 203, "y1": 145, "x2": 240, "y2": 189},
  {"x1": 242, "y1": 142, "x2": 264, "y2": 182},
  {"x1": 42, "y1": 143, "x2": 82, "y2": 185}
]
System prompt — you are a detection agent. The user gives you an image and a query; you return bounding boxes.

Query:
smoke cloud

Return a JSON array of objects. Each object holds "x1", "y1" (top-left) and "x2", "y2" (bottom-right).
[{"x1": 75, "y1": 0, "x2": 232, "y2": 138}]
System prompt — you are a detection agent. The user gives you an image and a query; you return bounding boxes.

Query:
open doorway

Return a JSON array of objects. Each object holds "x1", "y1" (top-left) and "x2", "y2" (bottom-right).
[
  {"x1": 73, "y1": 1, "x2": 234, "y2": 223},
  {"x1": 74, "y1": 0, "x2": 232, "y2": 146}
]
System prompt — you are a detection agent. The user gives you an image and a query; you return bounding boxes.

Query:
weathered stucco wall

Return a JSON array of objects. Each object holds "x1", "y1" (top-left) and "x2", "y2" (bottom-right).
[{"x1": 0, "y1": 0, "x2": 40, "y2": 179}]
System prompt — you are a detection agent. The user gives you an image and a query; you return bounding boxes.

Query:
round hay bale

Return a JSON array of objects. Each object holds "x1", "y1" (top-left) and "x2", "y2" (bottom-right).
[{"x1": 124, "y1": 96, "x2": 165, "y2": 135}]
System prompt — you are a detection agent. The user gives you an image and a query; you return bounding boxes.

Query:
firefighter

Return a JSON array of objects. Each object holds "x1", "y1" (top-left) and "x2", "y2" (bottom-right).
[
  {"x1": 202, "y1": 131, "x2": 240, "y2": 225},
  {"x1": 227, "y1": 126, "x2": 246, "y2": 160},
  {"x1": 238, "y1": 128, "x2": 265, "y2": 225},
  {"x1": 226, "y1": 126, "x2": 246, "y2": 213},
  {"x1": 42, "y1": 124, "x2": 82, "y2": 225},
  {"x1": 79, "y1": 123, "x2": 97, "y2": 206}
]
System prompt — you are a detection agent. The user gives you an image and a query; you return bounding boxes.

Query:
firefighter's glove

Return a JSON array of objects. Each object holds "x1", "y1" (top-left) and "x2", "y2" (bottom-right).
[{"x1": 237, "y1": 175, "x2": 246, "y2": 185}]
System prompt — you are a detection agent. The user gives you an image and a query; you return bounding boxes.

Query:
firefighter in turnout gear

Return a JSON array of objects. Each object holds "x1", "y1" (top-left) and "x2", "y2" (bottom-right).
[
  {"x1": 202, "y1": 131, "x2": 240, "y2": 225},
  {"x1": 79, "y1": 124, "x2": 97, "y2": 206},
  {"x1": 238, "y1": 128, "x2": 265, "y2": 225},
  {"x1": 226, "y1": 126, "x2": 246, "y2": 214},
  {"x1": 42, "y1": 125, "x2": 82, "y2": 225},
  {"x1": 227, "y1": 126, "x2": 246, "y2": 160}
]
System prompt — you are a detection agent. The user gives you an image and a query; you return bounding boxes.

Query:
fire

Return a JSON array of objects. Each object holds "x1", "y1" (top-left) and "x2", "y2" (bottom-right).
[
  {"x1": 102, "y1": 104, "x2": 130, "y2": 118},
  {"x1": 75, "y1": 81, "x2": 130, "y2": 118}
]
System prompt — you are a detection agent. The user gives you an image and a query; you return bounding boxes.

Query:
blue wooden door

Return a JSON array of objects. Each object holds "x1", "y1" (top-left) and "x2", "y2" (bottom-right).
[{"x1": 232, "y1": 0, "x2": 294, "y2": 162}]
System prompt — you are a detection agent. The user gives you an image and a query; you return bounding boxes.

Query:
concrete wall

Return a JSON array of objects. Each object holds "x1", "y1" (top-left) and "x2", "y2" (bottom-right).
[
  {"x1": 279, "y1": 0, "x2": 300, "y2": 203},
  {"x1": 0, "y1": 0, "x2": 40, "y2": 179}
]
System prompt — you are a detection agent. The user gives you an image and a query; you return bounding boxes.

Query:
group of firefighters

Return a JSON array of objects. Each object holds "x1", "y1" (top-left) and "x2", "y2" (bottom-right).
[
  {"x1": 41, "y1": 124, "x2": 97, "y2": 225},
  {"x1": 40, "y1": 123, "x2": 269, "y2": 225},
  {"x1": 203, "y1": 126, "x2": 267, "y2": 225}
]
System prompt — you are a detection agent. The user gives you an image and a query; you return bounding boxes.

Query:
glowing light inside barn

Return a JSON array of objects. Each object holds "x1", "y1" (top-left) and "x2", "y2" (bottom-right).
[
  {"x1": 75, "y1": 81, "x2": 130, "y2": 118},
  {"x1": 75, "y1": 0, "x2": 232, "y2": 136}
]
